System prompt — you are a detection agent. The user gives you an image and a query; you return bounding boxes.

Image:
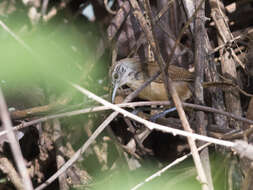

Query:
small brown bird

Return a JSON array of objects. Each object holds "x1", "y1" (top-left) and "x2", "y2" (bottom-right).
[{"x1": 111, "y1": 57, "x2": 194, "y2": 102}]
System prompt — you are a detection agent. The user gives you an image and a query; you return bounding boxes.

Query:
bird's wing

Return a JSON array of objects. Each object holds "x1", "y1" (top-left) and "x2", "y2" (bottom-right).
[{"x1": 147, "y1": 63, "x2": 194, "y2": 83}]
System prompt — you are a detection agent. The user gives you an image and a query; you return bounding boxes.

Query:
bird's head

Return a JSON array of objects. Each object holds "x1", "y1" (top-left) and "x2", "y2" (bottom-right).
[{"x1": 111, "y1": 57, "x2": 140, "y2": 102}]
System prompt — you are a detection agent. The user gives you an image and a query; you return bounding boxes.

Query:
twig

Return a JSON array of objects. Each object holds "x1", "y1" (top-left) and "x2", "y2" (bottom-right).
[
  {"x1": 41, "y1": 0, "x2": 49, "y2": 16},
  {"x1": 213, "y1": 0, "x2": 245, "y2": 69},
  {"x1": 154, "y1": 0, "x2": 174, "y2": 22},
  {"x1": 181, "y1": 0, "x2": 195, "y2": 33},
  {"x1": 35, "y1": 111, "x2": 118, "y2": 190},
  {"x1": 18, "y1": 82, "x2": 253, "y2": 190},
  {"x1": 51, "y1": 120, "x2": 68, "y2": 190},
  {"x1": 71, "y1": 83, "x2": 234, "y2": 147},
  {"x1": 209, "y1": 0, "x2": 242, "y2": 118},
  {"x1": 0, "y1": 89, "x2": 33, "y2": 190},
  {"x1": 183, "y1": 103, "x2": 253, "y2": 124},
  {"x1": 127, "y1": 0, "x2": 181, "y2": 58},
  {"x1": 130, "y1": 0, "x2": 170, "y2": 99},
  {"x1": 194, "y1": 0, "x2": 213, "y2": 189},
  {"x1": 72, "y1": 82, "x2": 236, "y2": 190},
  {"x1": 2, "y1": 100, "x2": 253, "y2": 141},
  {"x1": 35, "y1": 80, "x2": 235, "y2": 190},
  {"x1": 107, "y1": 1, "x2": 131, "y2": 41},
  {"x1": 0, "y1": 20, "x2": 33, "y2": 53},
  {"x1": 35, "y1": 70, "x2": 161, "y2": 189},
  {"x1": 0, "y1": 70, "x2": 160, "y2": 140},
  {"x1": 0, "y1": 156, "x2": 24, "y2": 190},
  {"x1": 166, "y1": 0, "x2": 205, "y2": 70},
  {"x1": 43, "y1": 0, "x2": 71, "y2": 22},
  {"x1": 208, "y1": 28, "x2": 253, "y2": 55},
  {"x1": 131, "y1": 143, "x2": 212, "y2": 190},
  {"x1": 142, "y1": 0, "x2": 210, "y2": 188},
  {"x1": 125, "y1": 71, "x2": 161, "y2": 102},
  {"x1": 10, "y1": 102, "x2": 65, "y2": 120},
  {"x1": 104, "y1": 0, "x2": 116, "y2": 15}
]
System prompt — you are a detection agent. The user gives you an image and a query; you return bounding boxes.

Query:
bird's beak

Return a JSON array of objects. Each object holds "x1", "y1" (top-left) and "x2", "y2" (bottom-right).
[{"x1": 112, "y1": 83, "x2": 119, "y2": 103}]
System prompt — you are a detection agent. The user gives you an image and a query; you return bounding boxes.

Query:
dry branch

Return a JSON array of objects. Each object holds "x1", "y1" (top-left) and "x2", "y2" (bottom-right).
[
  {"x1": 194, "y1": 0, "x2": 213, "y2": 189},
  {"x1": 209, "y1": 0, "x2": 242, "y2": 123},
  {"x1": 0, "y1": 89, "x2": 33, "y2": 190}
]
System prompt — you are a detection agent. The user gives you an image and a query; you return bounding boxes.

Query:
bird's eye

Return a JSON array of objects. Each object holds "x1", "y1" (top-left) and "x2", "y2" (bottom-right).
[{"x1": 113, "y1": 73, "x2": 119, "y2": 80}]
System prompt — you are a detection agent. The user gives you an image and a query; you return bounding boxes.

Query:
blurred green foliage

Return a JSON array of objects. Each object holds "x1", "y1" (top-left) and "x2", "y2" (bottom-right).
[
  {"x1": 0, "y1": 19, "x2": 109, "y2": 99},
  {"x1": 79, "y1": 152, "x2": 239, "y2": 190},
  {"x1": 0, "y1": 26, "x2": 83, "y2": 83}
]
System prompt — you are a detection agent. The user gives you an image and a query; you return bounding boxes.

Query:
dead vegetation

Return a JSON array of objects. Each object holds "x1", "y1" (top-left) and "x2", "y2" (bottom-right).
[{"x1": 0, "y1": 0, "x2": 253, "y2": 190}]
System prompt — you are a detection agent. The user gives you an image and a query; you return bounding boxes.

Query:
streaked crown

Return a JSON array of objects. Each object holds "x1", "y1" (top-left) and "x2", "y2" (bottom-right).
[{"x1": 111, "y1": 57, "x2": 140, "y2": 102}]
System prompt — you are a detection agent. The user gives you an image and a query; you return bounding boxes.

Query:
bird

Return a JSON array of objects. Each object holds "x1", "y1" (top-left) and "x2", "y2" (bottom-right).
[{"x1": 111, "y1": 57, "x2": 194, "y2": 102}]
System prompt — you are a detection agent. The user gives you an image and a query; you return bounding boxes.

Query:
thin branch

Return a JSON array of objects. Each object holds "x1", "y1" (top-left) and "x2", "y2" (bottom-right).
[
  {"x1": 71, "y1": 83, "x2": 234, "y2": 147},
  {"x1": 2, "y1": 100, "x2": 253, "y2": 142},
  {"x1": 35, "y1": 81, "x2": 236, "y2": 190},
  {"x1": 43, "y1": 0, "x2": 71, "y2": 22},
  {"x1": 104, "y1": 0, "x2": 116, "y2": 15},
  {"x1": 0, "y1": 89, "x2": 33, "y2": 190},
  {"x1": 154, "y1": 0, "x2": 174, "y2": 22},
  {"x1": 142, "y1": 0, "x2": 210, "y2": 188},
  {"x1": 125, "y1": 71, "x2": 161, "y2": 102},
  {"x1": 107, "y1": 1, "x2": 131, "y2": 41},
  {"x1": 41, "y1": 0, "x2": 49, "y2": 16},
  {"x1": 0, "y1": 20, "x2": 33, "y2": 53},
  {"x1": 128, "y1": 0, "x2": 170, "y2": 101},
  {"x1": 194, "y1": 0, "x2": 214, "y2": 189},
  {"x1": 35, "y1": 71, "x2": 161, "y2": 189},
  {"x1": 209, "y1": 28, "x2": 253, "y2": 55},
  {"x1": 0, "y1": 156, "x2": 24, "y2": 190},
  {"x1": 166, "y1": 0, "x2": 205, "y2": 70},
  {"x1": 209, "y1": 0, "x2": 242, "y2": 119},
  {"x1": 71, "y1": 83, "x2": 232, "y2": 190},
  {"x1": 131, "y1": 143, "x2": 212, "y2": 190}
]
